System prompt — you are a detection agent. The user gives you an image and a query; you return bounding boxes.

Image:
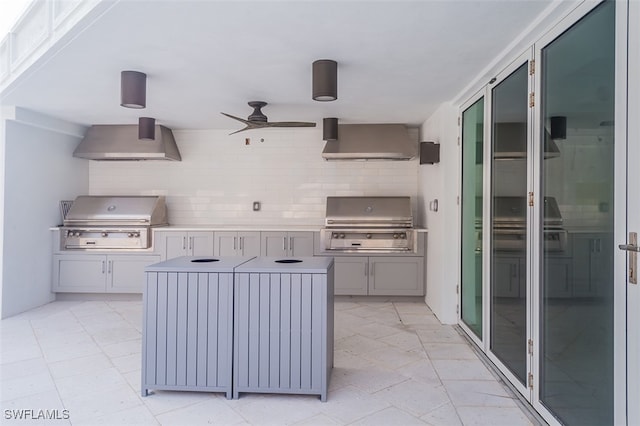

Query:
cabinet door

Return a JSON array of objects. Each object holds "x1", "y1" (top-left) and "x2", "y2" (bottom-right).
[
  {"x1": 215, "y1": 231, "x2": 239, "y2": 256},
  {"x1": 369, "y1": 257, "x2": 424, "y2": 296},
  {"x1": 156, "y1": 231, "x2": 187, "y2": 260},
  {"x1": 188, "y1": 232, "x2": 215, "y2": 257},
  {"x1": 261, "y1": 232, "x2": 288, "y2": 257},
  {"x1": 544, "y1": 258, "x2": 572, "y2": 298},
  {"x1": 571, "y1": 233, "x2": 607, "y2": 297},
  {"x1": 333, "y1": 257, "x2": 368, "y2": 296},
  {"x1": 289, "y1": 232, "x2": 314, "y2": 257},
  {"x1": 53, "y1": 254, "x2": 106, "y2": 292},
  {"x1": 238, "y1": 232, "x2": 261, "y2": 257},
  {"x1": 493, "y1": 257, "x2": 520, "y2": 298},
  {"x1": 107, "y1": 254, "x2": 161, "y2": 293}
]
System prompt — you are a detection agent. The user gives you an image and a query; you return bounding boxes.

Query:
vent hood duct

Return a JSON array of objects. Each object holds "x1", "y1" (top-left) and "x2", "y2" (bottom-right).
[
  {"x1": 73, "y1": 125, "x2": 182, "y2": 161},
  {"x1": 322, "y1": 124, "x2": 416, "y2": 161}
]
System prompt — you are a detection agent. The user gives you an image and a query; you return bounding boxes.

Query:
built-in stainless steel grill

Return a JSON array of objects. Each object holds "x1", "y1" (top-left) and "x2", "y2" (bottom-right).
[
  {"x1": 61, "y1": 196, "x2": 168, "y2": 250},
  {"x1": 321, "y1": 196, "x2": 416, "y2": 253},
  {"x1": 479, "y1": 196, "x2": 566, "y2": 252}
]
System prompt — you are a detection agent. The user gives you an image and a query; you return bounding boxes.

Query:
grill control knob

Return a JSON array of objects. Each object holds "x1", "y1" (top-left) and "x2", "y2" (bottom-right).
[
  {"x1": 400, "y1": 233, "x2": 406, "y2": 239},
  {"x1": 366, "y1": 233, "x2": 372, "y2": 239},
  {"x1": 127, "y1": 233, "x2": 134, "y2": 238},
  {"x1": 393, "y1": 233, "x2": 399, "y2": 239},
  {"x1": 101, "y1": 232, "x2": 108, "y2": 237},
  {"x1": 340, "y1": 233, "x2": 346, "y2": 239}
]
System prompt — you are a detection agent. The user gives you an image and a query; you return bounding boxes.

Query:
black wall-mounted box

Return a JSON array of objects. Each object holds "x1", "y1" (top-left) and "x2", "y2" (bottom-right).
[{"x1": 420, "y1": 142, "x2": 440, "y2": 164}]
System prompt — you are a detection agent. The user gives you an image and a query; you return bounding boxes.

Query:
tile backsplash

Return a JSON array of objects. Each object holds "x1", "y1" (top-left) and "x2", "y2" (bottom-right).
[{"x1": 89, "y1": 129, "x2": 419, "y2": 225}]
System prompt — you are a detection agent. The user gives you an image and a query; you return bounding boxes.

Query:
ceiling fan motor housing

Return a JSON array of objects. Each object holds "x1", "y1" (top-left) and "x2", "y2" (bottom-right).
[{"x1": 247, "y1": 101, "x2": 268, "y2": 122}]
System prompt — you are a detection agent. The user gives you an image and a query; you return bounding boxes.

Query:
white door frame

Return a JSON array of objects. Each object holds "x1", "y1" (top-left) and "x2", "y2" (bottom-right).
[
  {"x1": 458, "y1": 87, "x2": 488, "y2": 350},
  {"x1": 483, "y1": 49, "x2": 534, "y2": 401},
  {"x1": 530, "y1": 1, "x2": 627, "y2": 424},
  {"x1": 624, "y1": 0, "x2": 638, "y2": 424}
]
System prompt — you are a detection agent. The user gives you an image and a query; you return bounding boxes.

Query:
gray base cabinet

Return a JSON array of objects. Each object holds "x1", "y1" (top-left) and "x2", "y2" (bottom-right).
[
  {"x1": 333, "y1": 256, "x2": 424, "y2": 296},
  {"x1": 333, "y1": 257, "x2": 368, "y2": 295},
  {"x1": 53, "y1": 253, "x2": 160, "y2": 293},
  {"x1": 214, "y1": 231, "x2": 261, "y2": 257},
  {"x1": 155, "y1": 231, "x2": 215, "y2": 260},
  {"x1": 233, "y1": 257, "x2": 334, "y2": 401},
  {"x1": 261, "y1": 231, "x2": 314, "y2": 257}
]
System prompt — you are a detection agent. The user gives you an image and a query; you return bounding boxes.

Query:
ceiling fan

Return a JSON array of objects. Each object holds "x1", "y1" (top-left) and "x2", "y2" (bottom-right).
[{"x1": 221, "y1": 101, "x2": 316, "y2": 135}]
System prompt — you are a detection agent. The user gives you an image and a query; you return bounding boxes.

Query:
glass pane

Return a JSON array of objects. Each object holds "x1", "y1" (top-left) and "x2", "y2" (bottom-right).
[
  {"x1": 461, "y1": 98, "x2": 484, "y2": 339},
  {"x1": 490, "y1": 63, "x2": 528, "y2": 384},
  {"x1": 540, "y1": 2, "x2": 615, "y2": 425}
]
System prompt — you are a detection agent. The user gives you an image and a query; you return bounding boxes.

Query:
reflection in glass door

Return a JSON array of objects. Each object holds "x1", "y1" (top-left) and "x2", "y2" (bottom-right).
[
  {"x1": 539, "y1": 2, "x2": 615, "y2": 424},
  {"x1": 490, "y1": 63, "x2": 529, "y2": 385},
  {"x1": 461, "y1": 97, "x2": 484, "y2": 339}
]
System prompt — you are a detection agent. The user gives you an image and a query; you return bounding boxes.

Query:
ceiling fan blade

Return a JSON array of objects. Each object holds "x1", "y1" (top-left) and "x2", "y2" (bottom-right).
[
  {"x1": 227, "y1": 120, "x2": 267, "y2": 135},
  {"x1": 221, "y1": 112, "x2": 251, "y2": 125},
  {"x1": 266, "y1": 121, "x2": 317, "y2": 128},
  {"x1": 228, "y1": 126, "x2": 251, "y2": 135}
]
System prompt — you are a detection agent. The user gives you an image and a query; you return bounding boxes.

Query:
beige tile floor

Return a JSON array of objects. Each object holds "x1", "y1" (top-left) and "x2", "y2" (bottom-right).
[{"x1": 0, "y1": 298, "x2": 541, "y2": 425}]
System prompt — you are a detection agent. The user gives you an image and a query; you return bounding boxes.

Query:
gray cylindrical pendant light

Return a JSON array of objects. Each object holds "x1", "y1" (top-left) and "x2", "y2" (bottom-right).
[
  {"x1": 323, "y1": 118, "x2": 338, "y2": 140},
  {"x1": 138, "y1": 117, "x2": 155, "y2": 140},
  {"x1": 121, "y1": 70, "x2": 146, "y2": 108},
  {"x1": 313, "y1": 60, "x2": 337, "y2": 101}
]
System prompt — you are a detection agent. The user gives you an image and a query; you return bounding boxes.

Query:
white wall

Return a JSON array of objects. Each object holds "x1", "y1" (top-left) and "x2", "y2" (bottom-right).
[
  {"x1": 418, "y1": 103, "x2": 458, "y2": 324},
  {"x1": 1, "y1": 108, "x2": 88, "y2": 318},
  {"x1": 89, "y1": 129, "x2": 419, "y2": 225}
]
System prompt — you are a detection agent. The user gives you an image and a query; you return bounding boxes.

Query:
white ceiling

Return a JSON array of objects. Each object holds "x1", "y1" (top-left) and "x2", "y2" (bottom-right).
[{"x1": 0, "y1": 0, "x2": 554, "y2": 131}]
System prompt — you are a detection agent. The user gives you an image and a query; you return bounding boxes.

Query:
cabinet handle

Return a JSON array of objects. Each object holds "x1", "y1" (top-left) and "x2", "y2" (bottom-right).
[
  {"x1": 102, "y1": 260, "x2": 105, "y2": 274},
  {"x1": 234, "y1": 237, "x2": 237, "y2": 250},
  {"x1": 108, "y1": 260, "x2": 112, "y2": 274},
  {"x1": 289, "y1": 237, "x2": 294, "y2": 254},
  {"x1": 239, "y1": 237, "x2": 244, "y2": 251},
  {"x1": 370, "y1": 263, "x2": 374, "y2": 277},
  {"x1": 182, "y1": 236, "x2": 186, "y2": 250},
  {"x1": 283, "y1": 237, "x2": 287, "y2": 252},
  {"x1": 188, "y1": 237, "x2": 193, "y2": 251}
]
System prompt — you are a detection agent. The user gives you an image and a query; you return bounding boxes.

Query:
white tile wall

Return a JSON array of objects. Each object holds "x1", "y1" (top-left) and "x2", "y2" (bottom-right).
[{"x1": 89, "y1": 129, "x2": 419, "y2": 225}]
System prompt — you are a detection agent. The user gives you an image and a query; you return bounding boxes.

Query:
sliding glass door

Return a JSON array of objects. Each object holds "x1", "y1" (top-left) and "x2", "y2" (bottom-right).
[
  {"x1": 461, "y1": 95, "x2": 484, "y2": 340},
  {"x1": 459, "y1": 1, "x2": 625, "y2": 424},
  {"x1": 537, "y1": 2, "x2": 616, "y2": 424},
  {"x1": 489, "y1": 57, "x2": 531, "y2": 387}
]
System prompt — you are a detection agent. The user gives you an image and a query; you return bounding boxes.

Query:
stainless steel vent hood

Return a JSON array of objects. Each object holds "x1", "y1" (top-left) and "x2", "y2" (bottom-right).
[
  {"x1": 322, "y1": 124, "x2": 416, "y2": 161},
  {"x1": 73, "y1": 125, "x2": 182, "y2": 161},
  {"x1": 493, "y1": 123, "x2": 559, "y2": 159}
]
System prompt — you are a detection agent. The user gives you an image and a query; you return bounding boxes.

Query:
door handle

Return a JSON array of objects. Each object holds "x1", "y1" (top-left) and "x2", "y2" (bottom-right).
[{"x1": 619, "y1": 232, "x2": 638, "y2": 284}]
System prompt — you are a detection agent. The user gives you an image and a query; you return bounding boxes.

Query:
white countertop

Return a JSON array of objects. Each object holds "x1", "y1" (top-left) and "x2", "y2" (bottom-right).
[{"x1": 51, "y1": 224, "x2": 428, "y2": 232}]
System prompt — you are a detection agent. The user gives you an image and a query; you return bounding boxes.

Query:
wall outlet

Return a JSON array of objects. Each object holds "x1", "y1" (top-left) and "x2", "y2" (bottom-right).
[{"x1": 252, "y1": 201, "x2": 261, "y2": 211}]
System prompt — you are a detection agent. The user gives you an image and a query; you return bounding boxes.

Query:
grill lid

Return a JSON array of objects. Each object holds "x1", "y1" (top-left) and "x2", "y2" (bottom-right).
[
  {"x1": 486, "y1": 196, "x2": 563, "y2": 228},
  {"x1": 325, "y1": 196, "x2": 413, "y2": 227},
  {"x1": 63, "y1": 196, "x2": 168, "y2": 226}
]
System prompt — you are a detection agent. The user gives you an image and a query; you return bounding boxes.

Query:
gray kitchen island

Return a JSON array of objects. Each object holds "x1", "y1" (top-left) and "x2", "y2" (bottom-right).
[
  {"x1": 233, "y1": 256, "x2": 334, "y2": 401},
  {"x1": 142, "y1": 256, "x2": 254, "y2": 398}
]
